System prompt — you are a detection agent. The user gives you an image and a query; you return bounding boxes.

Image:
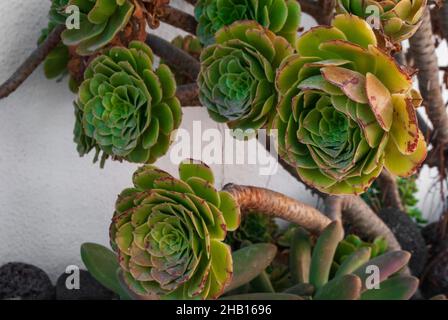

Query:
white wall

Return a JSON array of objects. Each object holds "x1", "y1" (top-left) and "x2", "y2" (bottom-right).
[{"x1": 0, "y1": 0, "x2": 445, "y2": 281}]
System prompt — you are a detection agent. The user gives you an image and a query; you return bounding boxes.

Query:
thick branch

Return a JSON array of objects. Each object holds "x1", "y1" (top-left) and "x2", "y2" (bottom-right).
[
  {"x1": 339, "y1": 196, "x2": 402, "y2": 251},
  {"x1": 176, "y1": 83, "x2": 200, "y2": 105},
  {"x1": 223, "y1": 183, "x2": 331, "y2": 234},
  {"x1": 145, "y1": 33, "x2": 200, "y2": 80},
  {"x1": 439, "y1": 1, "x2": 448, "y2": 39},
  {"x1": 377, "y1": 170, "x2": 405, "y2": 211},
  {"x1": 160, "y1": 6, "x2": 197, "y2": 34},
  {"x1": 0, "y1": 25, "x2": 64, "y2": 99},
  {"x1": 409, "y1": 8, "x2": 448, "y2": 145}
]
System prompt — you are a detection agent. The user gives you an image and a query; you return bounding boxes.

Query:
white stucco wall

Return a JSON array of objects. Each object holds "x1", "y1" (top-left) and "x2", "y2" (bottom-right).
[{"x1": 0, "y1": 0, "x2": 446, "y2": 281}]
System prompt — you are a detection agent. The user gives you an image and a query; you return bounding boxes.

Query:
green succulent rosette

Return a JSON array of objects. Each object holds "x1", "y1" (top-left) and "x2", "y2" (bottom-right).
[
  {"x1": 61, "y1": 0, "x2": 135, "y2": 56},
  {"x1": 74, "y1": 41, "x2": 182, "y2": 166},
  {"x1": 274, "y1": 14, "x2": 427, "y2": 195},
  {"x1": 110, "y1": 160, "x2": 241, "y2": 299},
  {"x1": 49, "y1": 0, "x2": 70, "y2": 24},
  {"x1": 199, "y1": 21, "x2": 294, "y2": 130},
  {"x1": 195, "y1": 0, "x2": 301, "y2": 46},
  {"x1": 337, "y1": 0, "x2": 427, "y2": 43}
]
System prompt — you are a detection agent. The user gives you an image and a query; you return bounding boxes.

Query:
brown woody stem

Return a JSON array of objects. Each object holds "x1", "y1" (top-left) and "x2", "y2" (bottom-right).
[
  {"x1": 409, "y1": 8, "x2": 448, "y2": 145},
  {"x1": 145, "y1": 33, "x2": 200, "y2": 81},
  {"x1": 0, "y1": 25, "x2": 65, "y2": 99},
  {"x1": 439, "y1": 2, "x2": 448, "y2": 40},
  {"x1": 176, "y1": 83, "x2": 201, "y2": 105},
  {"x1": 223, "y1": 183, "x2": 331, "y2": 234},
  {"x1": 324, "y1": 195, "x2": 402, "y2": 251},
  {"x1": 160, "y1": 6, "x2": 198, "y2": 34}
]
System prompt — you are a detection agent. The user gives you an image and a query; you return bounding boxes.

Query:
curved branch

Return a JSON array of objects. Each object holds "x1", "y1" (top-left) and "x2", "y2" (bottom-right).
[
  {"x1": 223, "y1": 183, "x2": 331, "y2": 234},
  {"x1": 145, "y1": 33, "x2": 200, "y2": 81},
  {"x1": 160, "y1": 6, "x2": 197, "y2": 34},
  {"x1": 338, "y1": 196, "x2": 402, "y2": 251},
  {"x1": 409, "y1": 8, "x2": 448, "y2": 145},
  {"x1": 0, "y1": 25, "x2": 65, "y2": 99}
]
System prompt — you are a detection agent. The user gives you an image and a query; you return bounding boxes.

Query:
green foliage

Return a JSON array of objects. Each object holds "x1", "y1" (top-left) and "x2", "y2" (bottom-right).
[
  {"x1": 199, "y1": 21, "x2": 294, "y2": 130},
  {"x1": 337, "y1": 0, "x2": 427, "y2": 43},
  {"x1": 225, "y1": 212, "x2": 277, "y2": 249},
  {"x1": 61, "y1": 0, "x2": 135, "y2": 56},
  {"x1": 286, "y1": 222, "x2": 417, "y2": 299},
  {"x1": 74, "y1": 41, "x2": 181, "y2": 166},
  {"x1": 80, "y1": 242, "x2": 132, "y2": 299},
  {"x1": 274, "y1": 14, "x2": 427, "y2": 195},
  {"x1": 397, "y1": 177, "x2": 427, "y2": 225},
  {"x1": 109, "y1": 160, "x2": 241, "y2": 299},
  {"x1": 195, "y1": 0, "x2": 301, "y2": 46}
]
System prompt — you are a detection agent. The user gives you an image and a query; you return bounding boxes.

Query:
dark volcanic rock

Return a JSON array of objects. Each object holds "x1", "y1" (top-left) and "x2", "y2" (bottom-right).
[
  {"x1": 0, "y1": 262, "x2": 54, "y2": 300},
  {"x1": 378, "y1": 208, "x2": 428, "y2": 276},
  {"x1": 421, "y1": 246, "x2": 448, "y2": 297},
  {"x1": 56, "y1": 269, "x2": 117, "y2": 300}
]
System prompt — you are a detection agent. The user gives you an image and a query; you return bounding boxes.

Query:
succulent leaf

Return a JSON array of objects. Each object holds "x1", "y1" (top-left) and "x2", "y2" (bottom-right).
[
  {"x1": 195, "y1": 0, "x2": 301, "y2": 46},
  {"x1": 337, "y1": 0, "x2": 427, "y2": 43},
  {"x1": 225, "y1": 243, "x2": 277, "y2": 293},
  {"x1": 61, "y1": 0, "x2": 135, "y2": 56}
]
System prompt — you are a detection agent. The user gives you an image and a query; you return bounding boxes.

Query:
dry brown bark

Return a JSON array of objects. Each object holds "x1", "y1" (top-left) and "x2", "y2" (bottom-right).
[
  {"x1": 439, "y1": 1, "x2": 448, "y2": 39},
  {"x1": 409, "y1": 8, "x2": 448, "y2": 145},
  {"x1": 176, "y1": 83, "x2": 201, "y2": 105},
  {"x1": 145, "y1": 33, "x2": 200, "y2": 81},
  {"x1": 223, "y1": 183, "x2": 331, "y2": 234},
  {"x1": 160, "y1": 6, "x2": 197, "y2": 34},
  {"x1": 0, "y1": 25, "x2": 65, "y2": 99}
]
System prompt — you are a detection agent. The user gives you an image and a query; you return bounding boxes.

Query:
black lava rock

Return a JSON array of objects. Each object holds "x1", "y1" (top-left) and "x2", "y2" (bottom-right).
[
  {"x1": 378, "y1": 208, "x2": 428, "y2": 276},
  {"x1": 0, "y1": 262, "x2": 54, "y2": 300},
  {"x1": 56, "y1": 269, "x2": 118, "y2": 300},
  {"x1": 421, "y1": 244, "x2": 448, "y2": 298}
]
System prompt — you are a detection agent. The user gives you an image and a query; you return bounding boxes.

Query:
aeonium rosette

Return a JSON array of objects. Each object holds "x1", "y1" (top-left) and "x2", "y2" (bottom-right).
[
  {"x1": 110, "y1": 160, "x2": 241, "y2": 299},
  {"x1": 198, "y1": 21, "x2": 294, "y2": 130},
  {"x1": 273, "y1": 14, "x2": 427, "y2": 195}
]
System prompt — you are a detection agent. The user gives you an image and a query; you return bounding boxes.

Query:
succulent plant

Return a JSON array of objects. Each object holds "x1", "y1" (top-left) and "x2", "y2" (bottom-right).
[
  {"x1": 274, "y1": 14, "x2": 427, "y2": 195},
  {"x1": 74, "y1": 41, "x2": 182, "y2": 166},
  {"x1": 337, "y1": 0, "x2": 427, "y2": 43},
  {"x1": 195, "y1": 0, "x2": 301, "y2": 46},
  {"x1": 333, "y1": 234, "x2": 388, "y2": 267},
  {"x1": 109, "y1": 160, "x2": 241, "y2": 299},
  {"x1": 199, "y1": 21, "x2": 294, "y2": 130},
  {"x1": 61, "y1": 0, "x2": 136, "y2": 56},
  {"x1": 284, "y1": 221, "x2": 418, "y2": 300},
  {"x1": 225, "y1": 212, "x2": 277, "y2": 250}
]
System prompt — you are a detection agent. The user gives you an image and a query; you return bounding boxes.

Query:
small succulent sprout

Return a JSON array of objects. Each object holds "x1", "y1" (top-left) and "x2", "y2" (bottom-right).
[
  {"x1": 285, "y1": 221, "x2": 418, "y2": 300},
  {"x1": 337, "y1": 0, "x2": 427, "y2": 43},
  {"x1": 195, "y1": 0, "x2": 301, "y2": 46},
  {"x1": 199, "y1": 21, "x2": 294, "y2": 130},
  {"x1": 39, "y1": 22, "x2": 70, "y2": 80},
  {"x1": 109, "y1": 159, "x2": 241, "y2": 299},
  {"x1": 274, "y1": 14, "x2": 427, "y2": 195},
  {"x1": 74, "y1": 41, "x2": 182, "y2": 166},
  {"x1": 61, "y1": 0, "x2": 135, "y2": 56}
]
